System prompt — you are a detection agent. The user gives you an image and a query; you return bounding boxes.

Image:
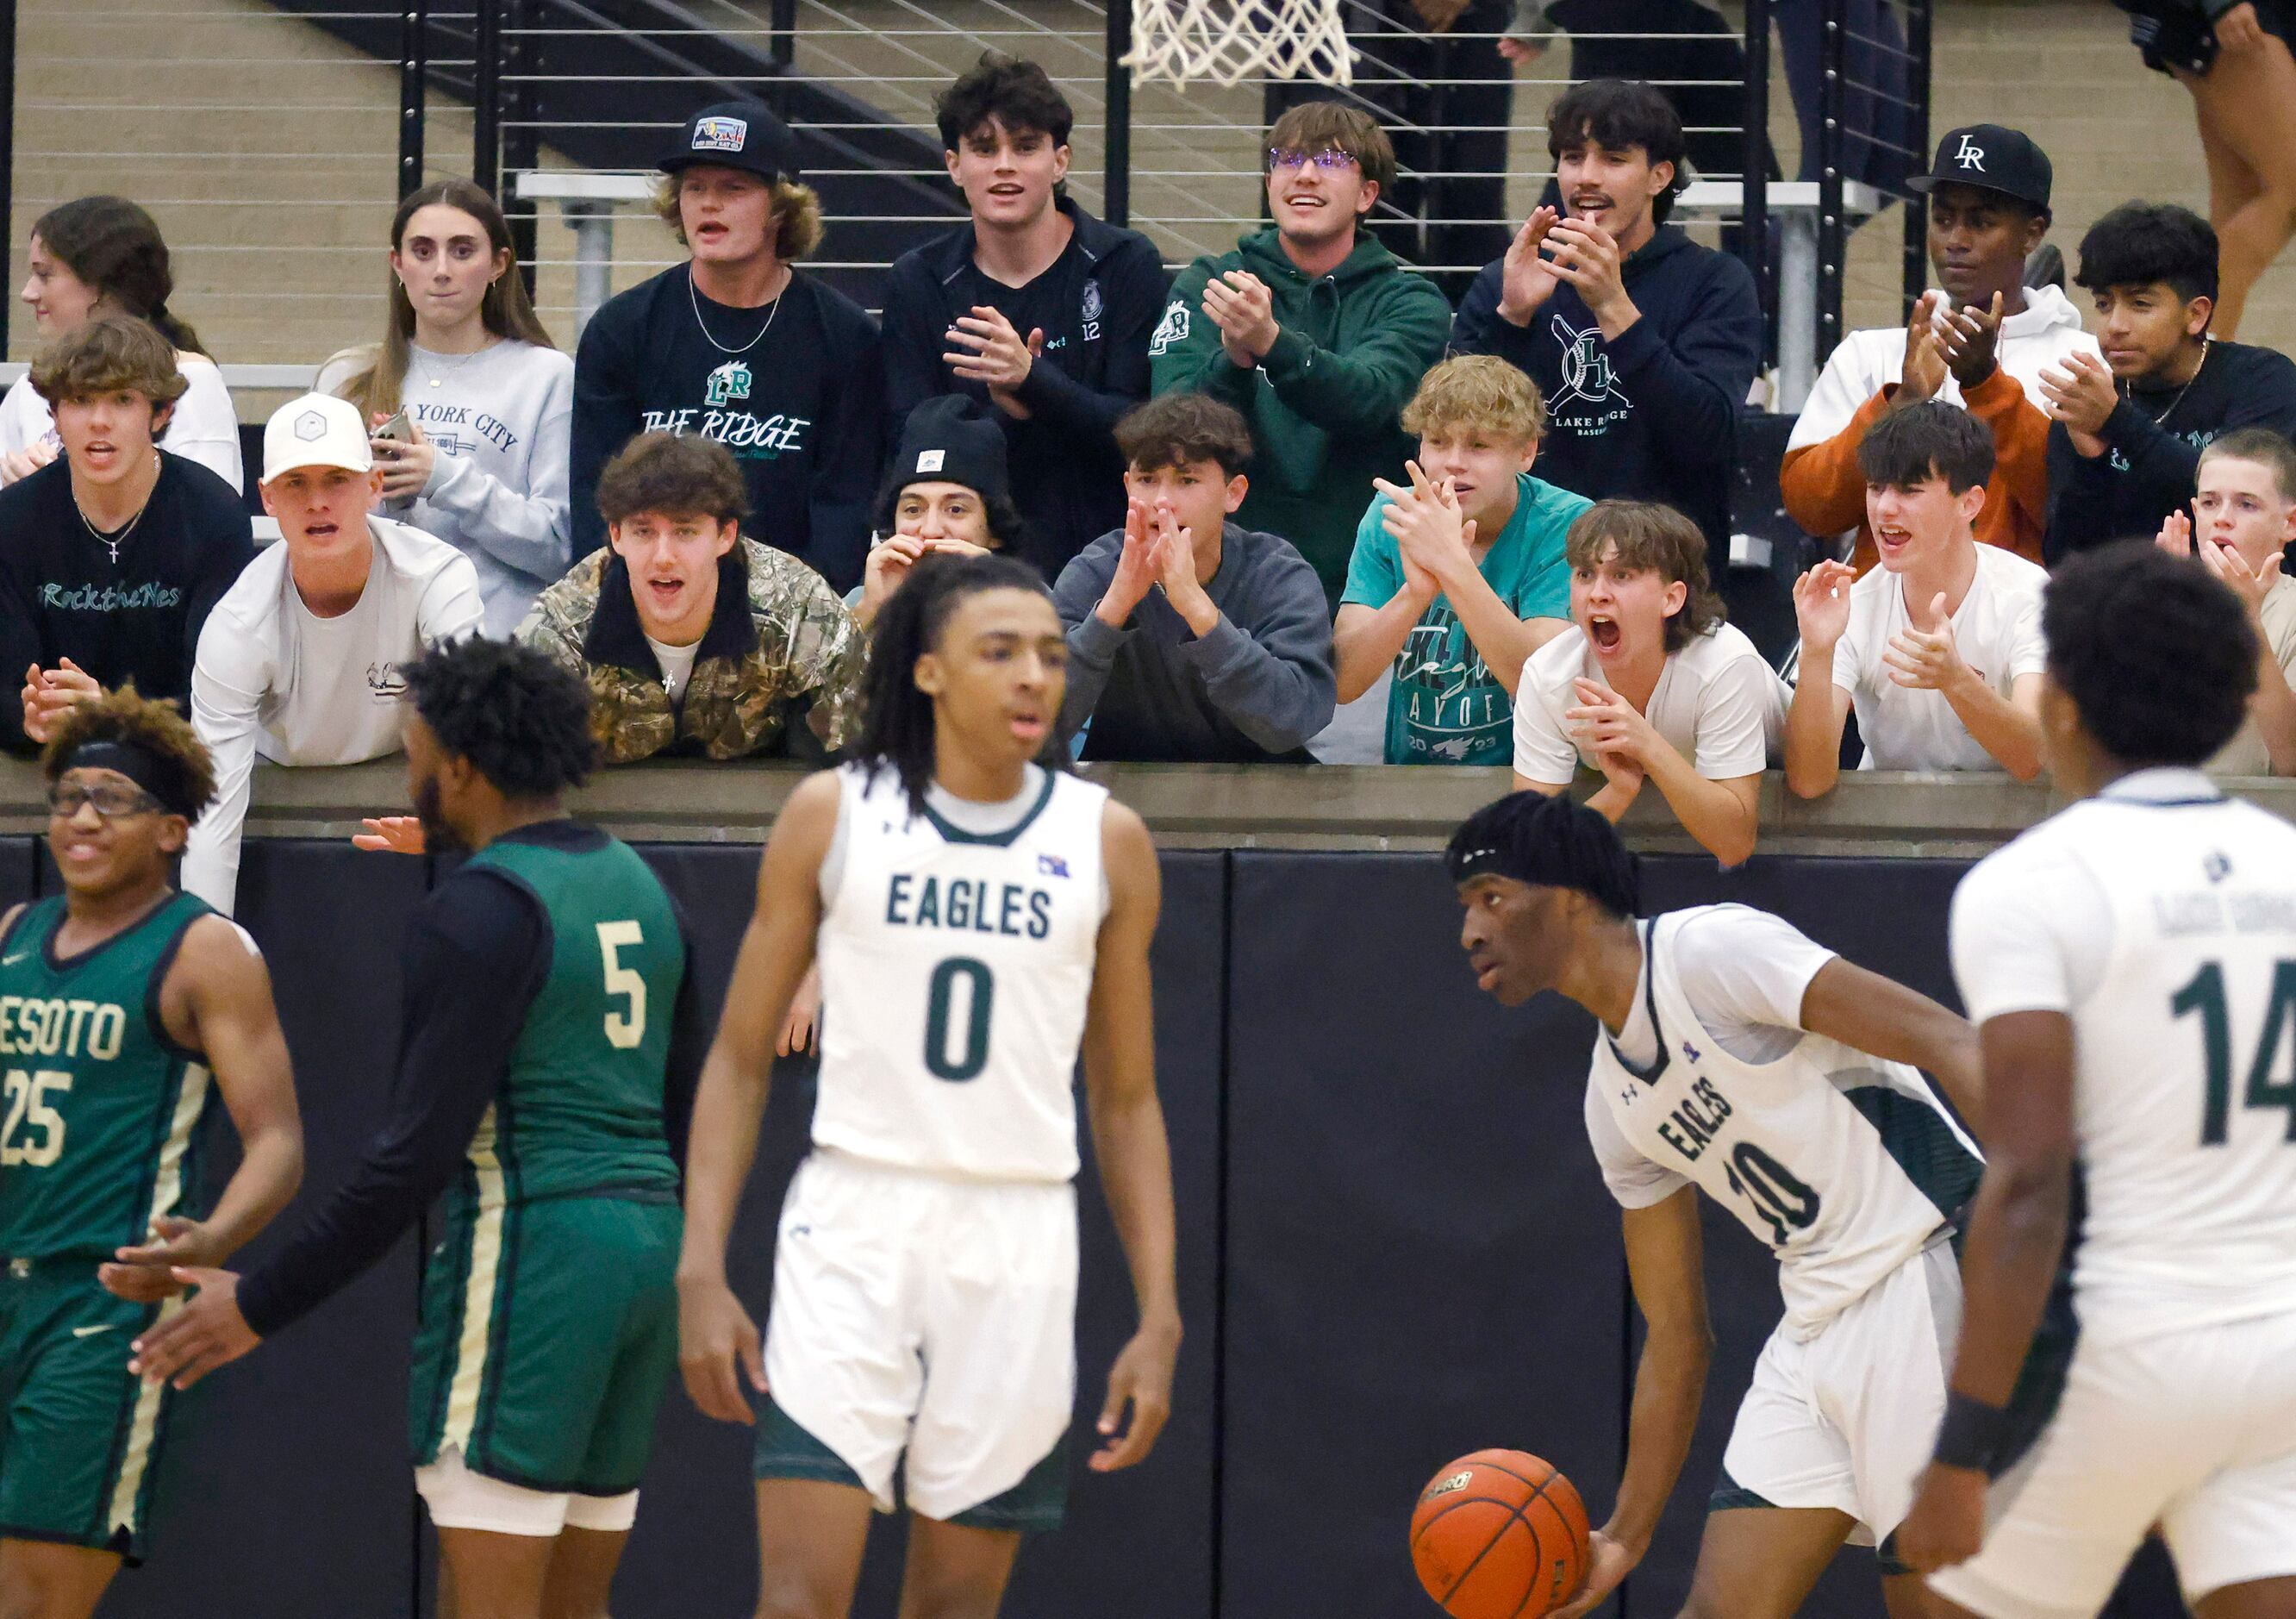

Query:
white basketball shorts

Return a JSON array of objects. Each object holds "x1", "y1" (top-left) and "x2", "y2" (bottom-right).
[
  {"x1": 759, "y1": 1149, "x2": 1078, "y2": 1524},
  {"x1": 1719, "y1": 1238, "x2": 1959, "y2": 1555},
  {"x1": 1928, "y1": 1306, "x2": 2296, "y2": 1619}
]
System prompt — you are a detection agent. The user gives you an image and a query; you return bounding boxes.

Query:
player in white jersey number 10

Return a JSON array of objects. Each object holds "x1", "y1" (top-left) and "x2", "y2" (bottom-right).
[
  {"x1": 1451, "y1": 790, "x2": 1986, "y2": 1619},
  {"x1": 674, "y1": 553, "x2": 1181, "y2": 1619},
  {"x1": 1907, "y1": 541, "x2": 2296, "y2": 1618}
]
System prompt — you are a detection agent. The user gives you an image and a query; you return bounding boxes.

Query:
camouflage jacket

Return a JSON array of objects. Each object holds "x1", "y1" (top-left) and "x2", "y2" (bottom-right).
[{"x1": 516, "y1": 539, "x2": 864, "y2": 764}]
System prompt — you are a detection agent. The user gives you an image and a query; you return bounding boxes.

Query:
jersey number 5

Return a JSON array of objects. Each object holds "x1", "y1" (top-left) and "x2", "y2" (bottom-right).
[
  {"x1": 597, "y1": 922, "x2": 647, "y2": 1050},
  {"x1": 2172, "y1": 960, "x2": 2296, "y2": 1145},
  {"x1": 0, "y1": 1068, "x2": 70, "y2": 1167}
]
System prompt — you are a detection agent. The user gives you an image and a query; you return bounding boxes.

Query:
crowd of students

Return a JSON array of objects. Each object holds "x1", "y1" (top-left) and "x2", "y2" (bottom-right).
[{"x1": 5, "y1": 53, "x2": 2295, "y2": 892}]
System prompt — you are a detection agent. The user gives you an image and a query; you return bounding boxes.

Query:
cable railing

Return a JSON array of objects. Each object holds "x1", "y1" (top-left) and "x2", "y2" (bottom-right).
[{"x1": 4, "y1": 0, "x2": 1930, "y2": 409}]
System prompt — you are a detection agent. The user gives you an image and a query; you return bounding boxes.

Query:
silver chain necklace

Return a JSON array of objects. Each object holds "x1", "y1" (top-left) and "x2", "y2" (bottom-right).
[
  {"x1": 2125, "y1": 334, "x2": 2211, "y2": 427},
  {"x1": 687, "y1": 265, "x2": 788, "y2": 356},
  {"x1": 74, "y1": 460, "x2": 158, "y2": 564}
]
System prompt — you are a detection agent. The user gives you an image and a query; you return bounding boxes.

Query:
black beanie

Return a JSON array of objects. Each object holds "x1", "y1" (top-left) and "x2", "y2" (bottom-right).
[{"x1": 890, "y1": 396, "x2": 1011, "y2": 507}]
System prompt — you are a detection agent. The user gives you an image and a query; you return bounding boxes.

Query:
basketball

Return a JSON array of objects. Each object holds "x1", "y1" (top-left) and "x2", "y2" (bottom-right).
[{"x1": 1410, "y1": 1450, "x2": 1591, "y2": 1619}]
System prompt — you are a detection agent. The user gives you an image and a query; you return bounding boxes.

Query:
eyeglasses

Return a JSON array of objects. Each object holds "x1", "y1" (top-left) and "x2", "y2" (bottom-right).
[
  {"x1": 1267, "y1": 147, "x2": 1360, "y2": 175},
  {"x1": 48, "y1": 781, "x2": 162, "y2": 820}
]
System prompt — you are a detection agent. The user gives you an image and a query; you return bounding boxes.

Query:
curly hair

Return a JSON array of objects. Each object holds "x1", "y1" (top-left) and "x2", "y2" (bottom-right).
[
  {"x1": 42, "y1": 684, "x2": 217, "y2": 822},
  {"x1": 402, "y1": 638, "x2": 599, "y2": 800},
  {"x1": 855, "y1": 552, "x2": 1065, "y2": 816},
  {"x1": 1114, "y1": 393, "x2": 1255, "y2": 478},
  {"x1": 2044, "y1": 540, "x2": 2256, "y2": 767},
  {"x1": 596, "y1": 432, "x2": 751, "y2": 528},
  {"x1": 1564, "y1": 500, "x2": 1726, "y2": 653},
  {"x1": 29, "y1": 315, "x2": 188, "y2": 412},
  {"x1": 1402, "y1": 354, "x2": 1547, "y2": 446},
  {"x1": 936, "y1": 52, "x2": 1074, "y2": 149},
  {"x1": 1446, "y1": 791, "x2": 1641, "y2": 919}
]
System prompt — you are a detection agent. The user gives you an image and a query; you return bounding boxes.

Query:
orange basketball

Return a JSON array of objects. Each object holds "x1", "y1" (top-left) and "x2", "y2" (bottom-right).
[{"x1": 1410, "y1": 1449, "x2": 1590, "y2": 1619}]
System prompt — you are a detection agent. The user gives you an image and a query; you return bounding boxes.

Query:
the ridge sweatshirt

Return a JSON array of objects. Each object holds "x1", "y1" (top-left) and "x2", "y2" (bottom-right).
[
  {"x1": 1149, "y1": 228, "x2": 1452, "y2": 607},
  {"x1": 1781, "y1": 283, "x2": 2099, "y2": 569}
]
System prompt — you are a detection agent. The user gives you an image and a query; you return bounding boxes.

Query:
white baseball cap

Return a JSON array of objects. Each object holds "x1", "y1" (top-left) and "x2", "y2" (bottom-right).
[{"x1": 262, "y1": 392, "x2": 372, "y2": 484}]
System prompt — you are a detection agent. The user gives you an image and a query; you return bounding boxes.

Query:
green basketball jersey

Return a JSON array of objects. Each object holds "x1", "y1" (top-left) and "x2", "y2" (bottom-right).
[
  {"x1": 463, "y1": 832, "x2": 684, "y2": 1205},
  {"x1": 0, "y1": 892, "x2": 215, "y2": 1261}
]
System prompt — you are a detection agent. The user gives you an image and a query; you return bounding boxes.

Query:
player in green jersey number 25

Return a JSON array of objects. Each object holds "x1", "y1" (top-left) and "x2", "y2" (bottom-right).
[{"x1": 0, "y1": 687, "x2": 303, "y2": 1619}]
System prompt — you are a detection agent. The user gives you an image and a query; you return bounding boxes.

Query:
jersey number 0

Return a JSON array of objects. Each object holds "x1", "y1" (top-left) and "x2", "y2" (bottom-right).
[{"x1": 925, "y1": 957, "x2": 995, "y2": 1082}]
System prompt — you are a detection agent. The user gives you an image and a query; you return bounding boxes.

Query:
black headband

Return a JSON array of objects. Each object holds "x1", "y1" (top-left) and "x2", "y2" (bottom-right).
[
  {"x1": 1446, "y1": 839, "x2": 1528, "y2": 886},
  {"x1": 60, "y1": 738, "x2": 195, "y2": 818}
]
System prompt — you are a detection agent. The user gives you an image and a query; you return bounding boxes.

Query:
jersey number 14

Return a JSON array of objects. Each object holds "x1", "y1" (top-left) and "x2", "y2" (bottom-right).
[{"x1": 2172, "y1": 960, "x2": 2296, "y2": 1145}]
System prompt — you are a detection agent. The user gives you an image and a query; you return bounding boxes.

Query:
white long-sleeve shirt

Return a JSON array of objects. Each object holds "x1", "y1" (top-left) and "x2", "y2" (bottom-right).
[
  {"x1": 0, "y1": 354, "x2": 245, "y2": 492},
  {"x1": 183, "y1": 516, "x2": 484, "y2": 913},
  {"x1": 315, "y1": 340, "x2": 574, "y2": 637}
]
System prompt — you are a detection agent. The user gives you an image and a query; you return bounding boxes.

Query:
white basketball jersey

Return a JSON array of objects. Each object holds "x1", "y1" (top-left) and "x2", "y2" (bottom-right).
[
  {"x1": 1588, "y1": 907, "x2": 1982, "y2": 1341},
  {"x1": 812, "y1": 763, "x2": 1107, "y2": 1183},
  {"x1": 1952, "y1": 782, "x2": 2296, "y2": 1347}
]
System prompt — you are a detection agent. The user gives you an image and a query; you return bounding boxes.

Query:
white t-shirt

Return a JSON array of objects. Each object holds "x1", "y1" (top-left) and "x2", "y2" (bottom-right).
[
  {"x1": 183, "y1": 516, "x2": 484, "y2": 913},
  {"x1": 1513, "y1": 622, "x2": 1785, "y2": 784},
  {"x1": 1950, "y1": 769, "x2": 2296, "y2": 1345},
  {"x1": 646, "y1": 633, "x2": 700, "y2": 704},
  {"x1": 1785, "y1": 284, "x2": 2099, "y2": 453},
  {"x1": 2209, "y1": 574, "x2": 2296, "y2": 777},
  {"x1": 1827, "y1": 543, "x2": 2048, "y2": 771},
  {"x1": 0, "y1": 355, "x2": 244, "y2": 492}
]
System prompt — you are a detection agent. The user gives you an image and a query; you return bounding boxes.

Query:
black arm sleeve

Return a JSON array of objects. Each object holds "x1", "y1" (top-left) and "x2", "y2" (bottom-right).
[
  {"x1": 660, "y1": 900, "x2": 709, "y2": 1175},
  {"x1": 236, "y1": 873, "x2": 550, "y2": 1339}
]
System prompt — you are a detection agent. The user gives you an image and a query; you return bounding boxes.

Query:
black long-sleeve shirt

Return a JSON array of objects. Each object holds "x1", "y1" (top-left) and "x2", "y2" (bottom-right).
[
  {"x1": 0, "y1": 452, "x2": 253, "y2": 752},
  {"x1": 881, "y1": 199, "x2": 1169, "y2": 577},
  {"x1": 1450, "y1": 225, "x2": 1763, "y2": 551},
  {"x1": 570, "y1": 266, "x2": 885, "y2": 593},
  {"x1": 237, "y1": 822, "x2": 707, "y2": 1340},
  {"x1": 2044, "y1": 339, "x2": 2296, "y2": 564}
]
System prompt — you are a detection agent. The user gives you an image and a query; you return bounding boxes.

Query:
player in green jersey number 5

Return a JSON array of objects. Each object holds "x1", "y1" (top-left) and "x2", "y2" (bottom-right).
[
  {"x1": 0, "y1": 688, "x2": 303, "y2": 1619},
  {"x1": 132, "y1": 640, "x2": 706, "y2": 1619},
  {"x1": 677, "y1": 553, "x2": 1182, "y2": 1619}
]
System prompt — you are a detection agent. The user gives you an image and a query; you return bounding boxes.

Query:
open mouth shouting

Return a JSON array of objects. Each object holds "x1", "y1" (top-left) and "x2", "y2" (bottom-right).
[
  {"x1": 1874, "y1": 524, "x2": 1912, "y2": 562},
  {"x1": 1587, "y1": 613, "x2": 1625, "y2": 656}
]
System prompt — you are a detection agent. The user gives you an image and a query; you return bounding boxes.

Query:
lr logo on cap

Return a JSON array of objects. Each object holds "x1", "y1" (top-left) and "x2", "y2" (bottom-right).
[
  {"x1": 704, "y1": 359, "x2": 752, "y2": 407},
  {"x1": 692, "y1": 116, "x2": 749, "y2": 154},
  {"x1": 1954, "y1": 133, "x2": 1987, "y2": 172},
  {"x1": 294, "y1": 409, "x2": 328, "y2": 441}
]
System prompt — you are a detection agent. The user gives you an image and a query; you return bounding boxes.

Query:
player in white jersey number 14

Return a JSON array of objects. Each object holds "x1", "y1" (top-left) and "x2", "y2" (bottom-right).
[
  {"x1": 1451, "y1": 790, "x2": 1986, "y2": 1619},
  {"x1": 674, "y1": 553, "x2": 1181, "y2": 1619},
  {"x1": 1906, "y1": 541, "x2": 2296, "y2": 1618}
]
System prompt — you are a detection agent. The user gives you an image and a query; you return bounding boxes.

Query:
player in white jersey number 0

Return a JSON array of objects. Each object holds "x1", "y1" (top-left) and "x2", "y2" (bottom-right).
[
  {"x1": 675, "y1": 553, "x2": 1181, "y2": 1619},
  {"x1": 1451, "y1": 790, "x2": 1986, "y2": 1618},
  {"x1": 1906, "y1": 541, "x2": 2296, "y2": 1618}
]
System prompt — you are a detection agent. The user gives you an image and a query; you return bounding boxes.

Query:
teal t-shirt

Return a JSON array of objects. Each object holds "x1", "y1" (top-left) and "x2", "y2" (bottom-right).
[{"x1": 1340, "y1": 472, "x2": 1590, "y2": 765}]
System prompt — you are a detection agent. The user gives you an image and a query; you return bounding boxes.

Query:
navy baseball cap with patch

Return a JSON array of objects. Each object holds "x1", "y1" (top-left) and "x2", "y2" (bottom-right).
[
  {"x1": 1908, "y1": 123, "x2": 2052, "y2": 214},
  {"x1": 661, "y1": 99, "x2": 801, "y2": 183}
]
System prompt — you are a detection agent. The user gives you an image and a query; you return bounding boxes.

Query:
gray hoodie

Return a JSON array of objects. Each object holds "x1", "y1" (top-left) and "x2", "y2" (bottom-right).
[{"x1": 1053, "y1": 522, "x2": 1336, "y2": 762}]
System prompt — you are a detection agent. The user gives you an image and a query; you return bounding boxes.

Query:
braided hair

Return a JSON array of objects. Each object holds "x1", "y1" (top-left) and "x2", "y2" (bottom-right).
[
  {"x1": 854, "y1": 551, "x2": 1064, "y2": 817},
  {"x1": 1444, "y1": 791, "x2": 1640, "y2": 919},
  {"x1": 2044, "y1": 540, "x2": 2257, "y2": 767}
]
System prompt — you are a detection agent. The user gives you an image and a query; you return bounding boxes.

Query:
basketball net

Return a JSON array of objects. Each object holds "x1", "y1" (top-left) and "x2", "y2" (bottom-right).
[{"x1": 1123, "y1": 0, "x2": 1357, "y2": 88}]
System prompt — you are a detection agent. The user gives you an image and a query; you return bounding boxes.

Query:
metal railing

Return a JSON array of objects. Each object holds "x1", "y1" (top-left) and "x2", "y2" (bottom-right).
[{"x1": 3, "y1": 0, "x2": 1931, "y2": 403}]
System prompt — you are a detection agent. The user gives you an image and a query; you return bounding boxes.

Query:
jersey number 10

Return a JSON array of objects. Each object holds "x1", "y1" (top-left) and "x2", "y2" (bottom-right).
[{"x1": 2172, "y1": 960, "x2": 2296, "y2": 1146}]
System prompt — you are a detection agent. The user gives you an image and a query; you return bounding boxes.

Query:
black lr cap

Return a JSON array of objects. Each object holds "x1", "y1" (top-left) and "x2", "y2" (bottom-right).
[
  {"x1": 1908, "y1": 124, "x2": 2052, "y2": 213},
  {"x1": 892, "y1": 397, "x2": 1012, "y2": 508},
  {"x1": 661, "y1": 99, "x2": 801, "y2": 183}
]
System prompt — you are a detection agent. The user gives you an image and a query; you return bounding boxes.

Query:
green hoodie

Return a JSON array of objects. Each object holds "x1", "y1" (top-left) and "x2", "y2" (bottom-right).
[{"x1": 1149, "y1": 227, "x2": 1452, "y2": 607}]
